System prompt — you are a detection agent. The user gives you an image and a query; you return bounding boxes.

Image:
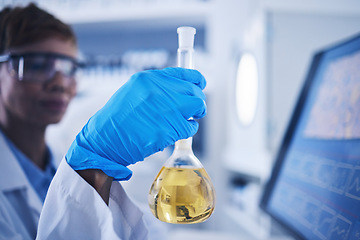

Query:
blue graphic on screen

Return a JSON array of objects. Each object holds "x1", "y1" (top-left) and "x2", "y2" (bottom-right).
[{"x1": 266, "y1": 39, "x2": 360, "y2": 240}]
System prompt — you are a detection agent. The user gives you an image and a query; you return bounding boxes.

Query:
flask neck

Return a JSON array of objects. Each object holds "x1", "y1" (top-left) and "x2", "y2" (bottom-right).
[
  {"x1": 177, "y1": 48, "x2": 194, "y2": 69},
  {"x1": 174, "y1": 137, "x2": 193, "y2": 151},
  {"x1": 167, "y1": 137, "x2": 203, "y2": 168}
]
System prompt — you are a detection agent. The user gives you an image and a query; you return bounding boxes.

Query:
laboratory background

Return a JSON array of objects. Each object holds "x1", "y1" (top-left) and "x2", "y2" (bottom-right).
[{"x1": 2, "y1": 0, "x2": 360, "y2": 239}]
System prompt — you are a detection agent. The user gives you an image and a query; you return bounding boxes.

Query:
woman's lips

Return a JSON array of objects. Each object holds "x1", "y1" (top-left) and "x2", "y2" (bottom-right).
[{"x1": 40, "y1": 99, "x2": 67, "y2": 112}]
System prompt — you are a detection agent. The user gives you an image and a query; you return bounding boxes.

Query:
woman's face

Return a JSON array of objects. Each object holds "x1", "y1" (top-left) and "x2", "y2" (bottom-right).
[{"x1": 0, "y1": 38, "x2": 78, "y2": 126}]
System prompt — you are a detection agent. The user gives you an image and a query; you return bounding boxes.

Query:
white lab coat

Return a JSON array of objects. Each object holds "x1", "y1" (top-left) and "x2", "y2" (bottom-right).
[
  {"x1": 0, "y1": 132, "x2": 149, "y2": 240},
  {"x1": 0, "y1": 132, "x2": 43, "y2": 239}
]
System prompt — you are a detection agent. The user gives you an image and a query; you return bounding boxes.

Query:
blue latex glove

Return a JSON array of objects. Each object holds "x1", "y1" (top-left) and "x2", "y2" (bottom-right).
[{"x1": 66, "y1": 67, "x2": 207, "y2": 181}]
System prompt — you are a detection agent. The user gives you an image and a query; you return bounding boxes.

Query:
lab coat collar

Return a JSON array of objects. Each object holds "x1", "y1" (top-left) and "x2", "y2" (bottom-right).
[{"x1": 0, "y1": 132, "x2": 43, "y2": 213}]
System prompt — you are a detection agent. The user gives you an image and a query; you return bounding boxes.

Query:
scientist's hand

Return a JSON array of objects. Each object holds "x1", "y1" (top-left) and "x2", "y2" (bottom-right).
[{"x1": 66, "y1": 67, "x2": 207, "y2": 181}]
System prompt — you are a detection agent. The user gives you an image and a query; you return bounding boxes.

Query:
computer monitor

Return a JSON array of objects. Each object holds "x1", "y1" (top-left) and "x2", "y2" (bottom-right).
[{"x1": 261, "y1": 33, "x2": 360, "y2": 240}]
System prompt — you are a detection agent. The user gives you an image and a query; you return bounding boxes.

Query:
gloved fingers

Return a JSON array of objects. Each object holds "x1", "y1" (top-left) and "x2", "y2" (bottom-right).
[
  {"x1": 185, "y1": 119, "x2": 200, "y2": 138},
  {"x1": 164, "y1": 79, "x2": 206, "y2": 102},
  {"x1": 177, "y1": 95, "x2": 207, "y2": 120},
  {"x1": 175, "y1": 117, "x2": 199, "y2": 140},
  {"x1": 190, "y1": 82, "x2": 206, "y2": 102},
  {"x1": 124, "y1": 68, "x2": 206, "y2": 105},
  {"x1": 161, "y1": 67, "x2": 206, "y2": 90},
  {"x1": 180, "y1": 80, "x2": 206, "y2": 101}
]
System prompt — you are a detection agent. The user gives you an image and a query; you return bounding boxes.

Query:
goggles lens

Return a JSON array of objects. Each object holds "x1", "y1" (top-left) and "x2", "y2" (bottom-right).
[{"x1": 4, "y1": 52, "x2": 82, "y2": 83}]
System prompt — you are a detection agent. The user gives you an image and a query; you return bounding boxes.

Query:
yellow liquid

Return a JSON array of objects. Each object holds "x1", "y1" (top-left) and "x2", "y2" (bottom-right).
[{"x1": 148, "y1": 167, "x2": 215, "y2": 224}]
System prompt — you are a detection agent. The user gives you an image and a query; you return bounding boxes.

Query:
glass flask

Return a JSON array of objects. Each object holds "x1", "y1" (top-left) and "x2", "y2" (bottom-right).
[{"x1": 148, "y1": 26, "x2": 216, "y2": 224}]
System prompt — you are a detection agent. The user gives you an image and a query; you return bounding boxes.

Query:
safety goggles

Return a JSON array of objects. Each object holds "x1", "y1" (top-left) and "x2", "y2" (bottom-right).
[{"x1": 0, "y1": 52, "x2": 83, "y2": 83}]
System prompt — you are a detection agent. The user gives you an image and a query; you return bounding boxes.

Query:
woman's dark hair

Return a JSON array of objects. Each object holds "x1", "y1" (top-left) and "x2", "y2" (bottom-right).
[{"x1": 0, "y1": 3, "x2": 76, "y2": 54}]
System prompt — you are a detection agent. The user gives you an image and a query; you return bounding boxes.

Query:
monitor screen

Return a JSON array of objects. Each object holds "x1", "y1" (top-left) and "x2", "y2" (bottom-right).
[{"x1": 261, "y1": 33, "x2": 360, "y2": 240}]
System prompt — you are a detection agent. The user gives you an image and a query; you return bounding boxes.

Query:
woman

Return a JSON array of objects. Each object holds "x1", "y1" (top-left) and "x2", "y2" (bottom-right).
[
  {"x1": 0, "y1": 3, "x2": 78, "y2": 238},
  {"x1": 0, "y1": 3, "x2": 207, "y2": 240}
]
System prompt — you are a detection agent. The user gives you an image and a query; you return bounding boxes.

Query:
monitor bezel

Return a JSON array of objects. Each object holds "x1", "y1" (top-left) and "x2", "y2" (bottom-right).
[{"x1": 260, "y1": 33, "x2": 360, "y2": 240}]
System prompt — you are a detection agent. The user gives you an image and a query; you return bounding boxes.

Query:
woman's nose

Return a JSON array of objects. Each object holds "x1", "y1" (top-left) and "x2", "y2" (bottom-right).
[{"x1": 43, "y1": 71, "x2": 76, "y2": 92}]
